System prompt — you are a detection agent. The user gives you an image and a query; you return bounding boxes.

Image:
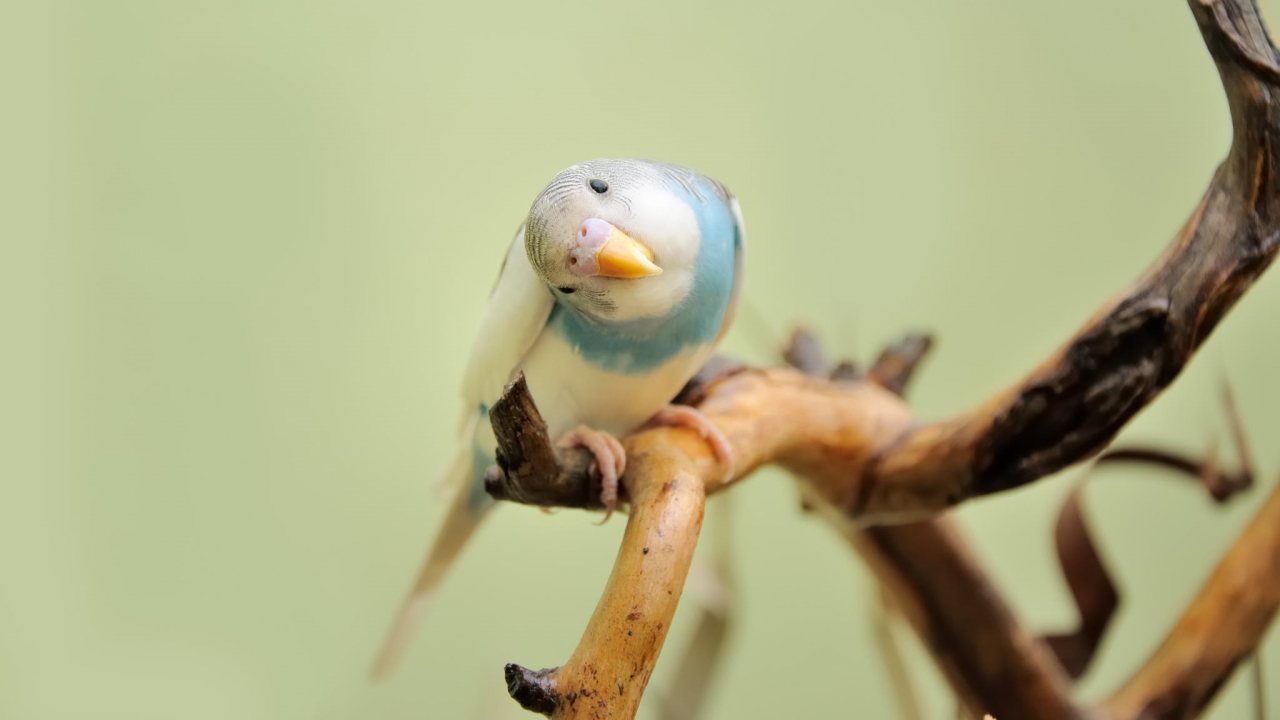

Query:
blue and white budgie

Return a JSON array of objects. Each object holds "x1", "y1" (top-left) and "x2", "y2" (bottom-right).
[{"x1": 371, "y1": 158, "x2": 745, "y2": 678}]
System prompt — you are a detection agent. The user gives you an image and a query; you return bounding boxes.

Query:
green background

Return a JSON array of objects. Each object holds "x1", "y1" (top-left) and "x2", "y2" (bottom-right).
[{"x1": 5, "y1": 0, "x2": 1279, "y2": 718}]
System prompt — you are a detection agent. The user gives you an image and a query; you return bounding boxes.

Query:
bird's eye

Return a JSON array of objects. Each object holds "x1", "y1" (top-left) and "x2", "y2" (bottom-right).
[
  {"x1": 557, "y1": 286, "x2": 576, "y2": 294},
  {"x1": 589, "y1": 179, "x2": 608, "y2": 194}
]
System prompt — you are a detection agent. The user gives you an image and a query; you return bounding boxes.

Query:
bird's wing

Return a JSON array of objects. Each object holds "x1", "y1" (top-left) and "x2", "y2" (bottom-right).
[
  {"x1": 716, "y1": 196, "x2": 748, "y2": 344},
  {"x1": 460, "y1": 224, "x2": 557, "y2": 416}
]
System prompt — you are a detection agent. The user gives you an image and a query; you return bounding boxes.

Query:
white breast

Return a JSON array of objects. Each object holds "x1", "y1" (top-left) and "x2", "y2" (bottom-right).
[{"x1": 516, "y1": 327, "x2": 715, "y2": 440}]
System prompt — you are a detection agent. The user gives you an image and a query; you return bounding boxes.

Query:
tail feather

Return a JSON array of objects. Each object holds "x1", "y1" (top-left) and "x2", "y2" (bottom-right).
[{"x1": 369, "y1": 440, "x2": 495, "y2": 681}]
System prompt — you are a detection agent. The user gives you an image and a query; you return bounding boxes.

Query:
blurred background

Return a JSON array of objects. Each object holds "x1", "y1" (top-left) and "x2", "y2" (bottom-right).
[{"x1": 4, "y1": 0, "x2": 1279, "y2": 718}]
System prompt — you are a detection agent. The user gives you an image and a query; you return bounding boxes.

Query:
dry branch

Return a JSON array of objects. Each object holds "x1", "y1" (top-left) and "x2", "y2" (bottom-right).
[
  {"x1": 484, "y1": 0, "x2": 1280, "y2": 716},
  {"x1": 506, "y1": 452, "x2": 705, "y2": 718},
  {"x1": 850, "y1": 520, "x2": 1083, "y2": 720},
  {"x1": 785, "y1": 331, "x2": 1081, "y2": 720},
  {"x1": 1102, "y1": 478, "x2": 1280, "y2": 719}
]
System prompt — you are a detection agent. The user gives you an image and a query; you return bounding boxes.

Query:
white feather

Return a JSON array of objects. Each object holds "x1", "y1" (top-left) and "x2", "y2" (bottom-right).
[
  {"x1": 460, "y1": 226, "x2": 556, "y2": 416},
  {"x1": 519, "y1": 327, "x2": 718, "y2": 440}
]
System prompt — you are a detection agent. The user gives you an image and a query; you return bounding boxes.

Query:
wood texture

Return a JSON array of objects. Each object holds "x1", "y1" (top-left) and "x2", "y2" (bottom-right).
[{"x1": 504, "y1": 450, "x2": 706, "y2": 718}]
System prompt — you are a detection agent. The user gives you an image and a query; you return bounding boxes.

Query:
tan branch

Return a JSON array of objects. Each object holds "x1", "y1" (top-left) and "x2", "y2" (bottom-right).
[
  {"x1": 1100, "y1": 478, "x2": 1280, "y2": 719},
  {"x1": 505, "y1": 448, "x2": 705, "y2": 718}
]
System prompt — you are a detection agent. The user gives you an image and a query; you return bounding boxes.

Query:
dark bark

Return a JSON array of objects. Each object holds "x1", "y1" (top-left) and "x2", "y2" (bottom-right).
[{"x1": 484, "y1": 373, "x2": 602, "y2": 509}]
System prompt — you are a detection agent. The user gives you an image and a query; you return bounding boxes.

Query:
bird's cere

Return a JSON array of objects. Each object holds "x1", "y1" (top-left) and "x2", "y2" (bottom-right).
[{"x1": 570, "y1": 218, "x2": 663, "y2": 278}]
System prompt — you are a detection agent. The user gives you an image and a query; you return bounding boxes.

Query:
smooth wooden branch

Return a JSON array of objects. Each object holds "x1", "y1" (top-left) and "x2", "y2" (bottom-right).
[{"x1": 505, "y1": 449, "x2": 705, "y2": 718}]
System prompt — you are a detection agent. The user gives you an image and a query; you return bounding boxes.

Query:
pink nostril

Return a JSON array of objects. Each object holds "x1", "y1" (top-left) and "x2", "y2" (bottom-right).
[
  {"x1": 570, "y1": 219, "x2": 611, "y2": 277},
  {"x1": 578, "y1": 218, "x2": 613, "y2": 248}
]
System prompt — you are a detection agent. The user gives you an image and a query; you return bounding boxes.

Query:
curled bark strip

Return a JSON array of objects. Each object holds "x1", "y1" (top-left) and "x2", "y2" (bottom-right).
[
  {"x1": 504, "y1": 455, "x2": 706, "y2": 719},
  {"x1": 1100, "y1": 477, "x2": 1280, "y2": 719},
  {"x1": 1041, "y1": 486, "x2": 1120, "y2": 680},
  {"x1": 1044, "y1": 388, "x2": 1255, "y2": 678},
  {"x1": 1096, "y1": 448, "x2": 1252, "y2": 502},
  {"x1": 1096, "y1": 380, "x2": 1255, "y2": 502}
]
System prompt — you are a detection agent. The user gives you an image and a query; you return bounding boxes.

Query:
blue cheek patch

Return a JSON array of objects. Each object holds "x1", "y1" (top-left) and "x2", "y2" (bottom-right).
[{"x1": 548, "y1": 177, "x2": 740, "y2": 374}]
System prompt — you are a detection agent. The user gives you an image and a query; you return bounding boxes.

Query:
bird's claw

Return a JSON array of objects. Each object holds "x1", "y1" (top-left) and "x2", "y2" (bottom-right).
[
  {"x1": 556, "y1": 425, "x2": 627, "y2": 521},
  {"x1": 645, "y1": 405, "x2": 735, "y2": 481}
]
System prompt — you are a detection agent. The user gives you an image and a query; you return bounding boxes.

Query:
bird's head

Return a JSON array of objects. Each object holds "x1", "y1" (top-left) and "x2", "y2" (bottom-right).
[{"x1": 524, "y1": 159, "x2": 706, "y2": 322}]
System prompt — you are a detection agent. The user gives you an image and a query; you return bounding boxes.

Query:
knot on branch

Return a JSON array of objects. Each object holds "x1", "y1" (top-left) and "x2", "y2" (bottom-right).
[{"x1": 505, "y1": 663, "x2": 559, "y2": 716}]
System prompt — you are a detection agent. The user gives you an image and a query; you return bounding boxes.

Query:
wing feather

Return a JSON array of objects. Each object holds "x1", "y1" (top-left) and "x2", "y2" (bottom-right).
[{"x1": 460, "y1": 225, "x2": 556, "y2": 414}]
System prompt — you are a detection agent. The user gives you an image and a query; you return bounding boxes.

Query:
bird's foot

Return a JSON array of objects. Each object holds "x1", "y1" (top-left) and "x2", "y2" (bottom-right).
[
  {"x1": 644, "y1": 405, "x2": 735, "y2": 481},
  {"x1": 556, "y1": 425, "x2": 627, "y2": 521}
]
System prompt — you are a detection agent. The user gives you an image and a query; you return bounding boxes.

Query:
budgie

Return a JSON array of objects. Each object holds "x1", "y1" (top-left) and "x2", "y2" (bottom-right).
[{"x1": 371, "y1": 158, "x2": 745, "y2": 679}]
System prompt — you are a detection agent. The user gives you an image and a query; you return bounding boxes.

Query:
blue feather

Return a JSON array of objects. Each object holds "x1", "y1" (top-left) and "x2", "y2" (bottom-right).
[{"x1": 547, "y1": 176, "x2": 739, "y2": 374}]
